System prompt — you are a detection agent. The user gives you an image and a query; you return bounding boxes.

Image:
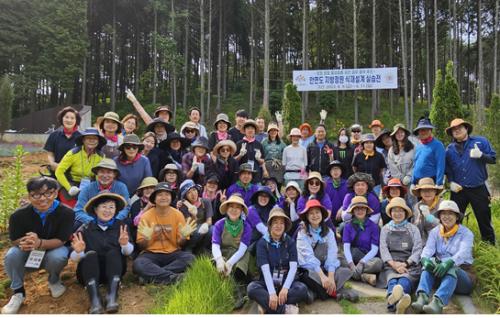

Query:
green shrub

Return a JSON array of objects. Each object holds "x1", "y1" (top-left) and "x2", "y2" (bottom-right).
[
  {"x1": 151, "y1": 256, "x2": 236, "y2": 314},
  {"x1": 281, "y1": 82, "x2": 302, "y2": 138}
]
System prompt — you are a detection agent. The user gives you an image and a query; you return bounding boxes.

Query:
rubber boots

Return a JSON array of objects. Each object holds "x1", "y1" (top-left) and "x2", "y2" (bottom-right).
[
  {"x1": 423, "y1": 296, "x2": 444, "y2": 314},
  {"x1": 106, "y1": 276, "x2": 120, "y2": 313},
  {"x1": 86, "y1": 279, "x2": 104, "y2": 314},
  {"x1": 411, "y1": 292, "x2": 429, "y2": 313}
]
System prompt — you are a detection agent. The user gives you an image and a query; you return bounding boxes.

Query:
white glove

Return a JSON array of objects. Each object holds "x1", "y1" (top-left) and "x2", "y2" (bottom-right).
[
  {"x1": 419, "y1": 204, "x2": 430, "y2": 217},
  {"x1": 409, "y1": 184, "x2": 416, "y2": 193},
  {"x1": 450, "y1": 181, "x2": 463, "y2": 193},
  {"x1": 402, "y1": 176, "x2": 411, "y2": 186},
  {"x1": 254, "y1": 149, "x2": 262, "y2": 161},
  {"x1": 224, "y1": 261, "x2": 234, "y2": 277},
  {"x1": 68, "y1": 186, "x2": 80, "y2": 197},
  {"x1": 215, "y1": 257, "x2": 226, "y2": 273},
  {"x1": 184, "y1": 200, "x2": 198, "y2": 217},
  {"x1": 239, "y1": 143, "x2": 247, "y2": 156},
  {"x1": 125, "y1": 88, "x2": 137, "y2": 103},
  {"x1": 191, "y1": 158, "x2": 199, "y2": 171},
  {"x1": 275, "y1": 111, "x2": 283, "y2": 122},
  {"x1": 470, "y1": 143, "x2": 483, "y2": 159},
  {"x1": 320, "y1": 109, "x2": 328, "y2": 120},
  {"x1": 198, "y1": 223, "x2": 209, "y2": 235}
]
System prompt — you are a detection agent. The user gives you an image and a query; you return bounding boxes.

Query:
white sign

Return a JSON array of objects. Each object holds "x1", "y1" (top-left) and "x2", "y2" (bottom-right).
[{"x1": 293, "y1": 67, "x2": 398, "y2": 91}]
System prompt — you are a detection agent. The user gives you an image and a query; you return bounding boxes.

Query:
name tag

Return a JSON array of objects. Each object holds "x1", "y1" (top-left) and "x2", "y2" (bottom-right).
[
  {"x1": 402, "y1": 242, "x2": 409, "y2": 249},
  {"x1": 25, "y1": 250, "x2": 46, "y2": 269},
  {"x1": 247, "y1": 160, "x2": 255, "y2": 170},
  {"x1": 272, "y1": 269, "x2": 286, "y2": 287}
]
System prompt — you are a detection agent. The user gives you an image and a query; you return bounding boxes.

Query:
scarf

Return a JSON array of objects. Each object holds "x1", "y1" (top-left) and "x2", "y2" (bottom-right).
[
  {"x1": 389, "y1": 219, "x2": 409, "y2": 229},
  {"x1": 95, "y1": 217, "x2": 115, "y2": 228},
  {"x1": 236, "y1": 180, "x2": 252, "y2": 191},
  {"x1": 141, "y1": 196, "x2": 149, "y2": 207},
  {"x1": 98, "y1": 182, "x2": 113, "y2": 192},
  {"x1": 363, "y1": 149, "x2": 375, "y2": 160},
  {"x1": 120, "y1": 153, "x2": 141, "y2": 165},
  {"x1": 63, "y1": 125, "x2": 78, "y2": 137},
  {"x1": 263, "y1": 232, "x2": 286, "y2": 248},
  {"x1": 33, "y1": 200, "x2": 60, "y2": 226},
  {"x1": 224, "y1": 217, "x2": 243, "y2": 237},
  {"x1": 104, "y1": 133, "x2": 118, "y2": 143},
  {"x1": 352, "y1": 218, "x2": 366, "y2": 231},
  {"x1": 439, "y1": 224, "x2": 459, "y2": 242},
  {"x1": 308, "y1": 225, "x2": 324, "y2": 243},
  {"x1": 243, "y1": 136, "x2": 255, "y2": 143},
  {"x1": 192, "y1": 199, "x2": 202, "y2": 208},
  {"x1": 217, "y1": 131, "x2": 228, "y2": 141},
  {"x1": 422, "y1": 196, "x2": 440, "y2": 212},
  {"x1": 332, "y1": 179, "x2": 341, "y2": 188},
  {"x1": 420, "y1": 136, "x2": 433, "y2": 145}
]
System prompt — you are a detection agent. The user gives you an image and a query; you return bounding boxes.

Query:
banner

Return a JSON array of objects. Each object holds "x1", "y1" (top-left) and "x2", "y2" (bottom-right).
[{"x1": 293, "y1": 67, "x2": 398, "y2": 91}]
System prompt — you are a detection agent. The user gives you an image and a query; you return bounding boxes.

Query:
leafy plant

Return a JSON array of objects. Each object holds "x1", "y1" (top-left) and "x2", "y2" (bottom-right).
[{"x1": 281, "y1": 82, "x2": 302, "y2": 138}]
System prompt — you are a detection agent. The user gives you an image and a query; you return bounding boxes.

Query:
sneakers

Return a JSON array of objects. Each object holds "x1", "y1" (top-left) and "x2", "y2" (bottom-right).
[
  {"x1": 284, "y1": 304, "x2": 299, "y2": 314},
  {"x1": 387, "y1": 284, "x2": 404, "y2": 305},
  {"x1": 48, "y1": 281, "x2": 67, "y2": 298},
  {"x1": 396, "y1": 294, "x2": 411, "y2": 314},
  {"x1": 1, "y1": 293, "x2": 25, "y2": 314},
  {"x1": 360, "y1": 273, "x2": 377, "y2": 286}
]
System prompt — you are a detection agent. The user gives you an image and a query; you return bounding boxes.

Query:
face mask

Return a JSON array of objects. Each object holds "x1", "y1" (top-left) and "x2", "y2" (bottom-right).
[{"x1": 339, "y1": 136, "x2": 349, "y2": 144}]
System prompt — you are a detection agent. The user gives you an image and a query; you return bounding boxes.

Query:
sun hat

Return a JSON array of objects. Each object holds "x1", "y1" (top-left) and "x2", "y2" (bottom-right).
[
  {"x1": 328, "y1": 160, "x2": 344, "y2": 174},
  {"x1": 213, "y1": 139, "x2": 237, "y2": 156},
  {"x1": 91, "y1": 158, "x2": 120, "y2": 176},
  {"x1": 347, "y1": 172, "x2": 375, "y2": 191},
  {"x1": 191, "y1": 136, "x2": 210, "y2": 151},
  {"x1": 158, "y1": 163, "x2": 180, "y2": 182},
  {"x1": 289, "y1": 128, "x2": 302, "y2": 137},
  {"x1": 136, "y1": 177, "x2": 159, "y2": 192},
  {"x1": 118, "y1": 134, "x2": 145, "y2": 152},
  {"x1": 149, "y1": 182, "x2": 176, "y2": 204},
  {"x1": 413, "y1": 117, "x2": 435, "y2": 135},
  {"x1": 98, "y1": 112, "x2": 123, "y2": 132},
  {"x1": 75, "y1": 127, "x2": 107, "y2": 149},
  {"x1": 146, "y1": 118, "x2": 175, "y2": 134},
  {"x1": 375, "y1": 129, "x2": 392, "y2": 148},
  {"x1": 445, "y1": 118, "x2": 473, "y2": 137},
  {"x1": 243, "y1": 119, "x2": 258, "y2": 131},
  {"x1": 84, "y1": 191, "x2": 127, "y2": 214},
  {"x1": 299, "y1": 199, "x2": 328, "y2": 220},
  {"x1": 361, "y1": 133, "x2": 376, "y2": 144},
  {"x1": 181, "y1": 121, "x2": 200, "y2": 134},
  {"x1": 435, "y1": 200, "x2": 463, "y2": 222},
  {"x1": 285, "y1": 181, "x2": 302, "y2": 195},
  {"x1": 385, "y1": 197, "x2": 412, "y2": 218},
  {"x1": 179, "y1": 179, "x2": 202, "y2": 199},
  {"x1": 250, "y1": 186, "x2": 276, "y2": 206},
  {"x1": 154, "y1": 105, "x2": 173, "y2": 119},
  {"x1": 238, "y1": 163, "x2": 256, "y2": 174},
  {"x1": 411, "y1": 177, "x2": 444, "y2": 197},
  {"x1": 299, "y1": 123, "x2": 313, "y2": 137},
  {"x1": 382, "y1": 178, "x2": 407, "y2": 197},
  {"x1": 369, "y1": 119, "x2": 384, "y2": 129},
  {"x1": 214, "y1": 113, "x2": 232, "y2": 129},
  {"x1": 390, "y1": 123, "x2": 411, "y2": 137},
  {"x1": 346, "y1": 196, "x2": 374, "y2": 214},
  {"x1": 306, "y1": 171, "x2": 324, "y2": 183},
  {"x1": 220, "y1": 194, "x2": 248, "y2": 215},
  {"x1": 267, "y1": 207, "x2": 292, "y2": 233},
  {"x1": 158, "y1": 132, "x2": 190, "y2": 150},
  {"x1": 267, "y1": 122, "x2": 279, "y2": 133},
  {"x1": 350, "y1": 124, "x2": 363, "y2": 133}
]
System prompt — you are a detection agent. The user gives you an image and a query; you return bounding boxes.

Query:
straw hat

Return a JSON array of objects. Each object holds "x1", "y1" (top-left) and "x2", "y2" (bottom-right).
[
  {"x1": 136, "y1": 177, "x2": 159, "y2": 192},
  {"x1": 219, "y1": 194, "x2": 248, "y2": 215},
  {"x1": 385, "y1": 197, "x2": 412, "y2": 218},
  {"x1": 267, "y1": 207, "x2": 292, "y2": 233},
  {"x1": 289, "y1": 128, "x2": 302, "y2": 137},
  {"x1": 445, "y1": 118, "x2": 473, "y2": 137},
  {"x1": 213, "y1": 139, "x2": 237, "y2": 156},
  {"x1": 84, "y1": 191, "x2": 127, "y2": 214},
  {"x1": 98, "y1": 112, "x2": 123, "y2": 131},
  {"x1": 346, "y1": 196, "x2": 373, "y2": 214},
  {"x1": 411, "y1": 177, "x2": 444, "y2": 197}
]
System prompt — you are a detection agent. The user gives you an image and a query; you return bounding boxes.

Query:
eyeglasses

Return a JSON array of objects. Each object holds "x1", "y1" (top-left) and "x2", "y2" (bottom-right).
[
  {"x1": 124, "y1": 144, "x2": 139, "y2": 150},
  {"x1": 219, "y1": 147, "x2": 231, "y2": 153},
  {"x1": 30, "y1": 190, "x2": 57, "y2": 200},
  {"x1": 308, "y1": 180, "x2": 321, "y2": 186}
]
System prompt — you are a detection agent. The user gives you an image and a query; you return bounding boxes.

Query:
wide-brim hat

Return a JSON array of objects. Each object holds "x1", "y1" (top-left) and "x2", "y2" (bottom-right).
[
  {"x1": 220, "y1": 194, "x2": 248, "y2": 215},
  {"x1": 385, "y1": 197, "x2": 412, "y2": 218},
  {"x1": 191, "y1": 136, "x2": 209, "y2": 151},
  {"x1": 118, "y1": 133, "x2": 145, "y2": 152},
  {"x1": 98, "y1": 112, "x2": 123, "y2": 131},
  {"x1": 149, "y1": 182, "x2": 176, "y2": 204},
  {"x1": 154, "y1": 106, "x2": 173, "y2": 119},
  {"x1": 435, "y1": 199, "x2": 463, "y2": 222},
  {"x1": 267, "y1": 123, "x2": 279, "y2": 133},
  {"x1": 350, "y1": 124, "x2": 363, "y2": 132},
  {"x1": 285, "y1": 181, "x2": 302, "y2": 195},
  {"x1": 243, "y1": 119, "x2": 258, "y2": 130},
  {"x1": 390, "y1": 123, "x2": 411, "y2": 137},
  {"x1": 179, "y1": 179, "x2": 202, "y2": 199},
  {"x1": 299, "y1": 123, "x2": 313, "y2": 136},
  {"x1": 181, "y1": 121, "x2": 200, "y2": 135},
  {"x1": 346, "y1": 196, "x2": 374, "y2": 214},
  {"x1": 375, "y1": 129, "x2": 392, "y2": 148},
  {"x1": 75, "y1": 128, "x2": 107, "y2": 149},
  {"x1": 158, "y1": 163, "x2": 180, "y2": 182},
  {"x1": 213, "y1": 139, "x2": 237, "y2": 156},
  {"x1": 369, "y1": 119, "x2": 384, "y2": 129},
  {"x1": 347, "y1": 173, "x2": 375, "y2": 191},
  {"x1": 328, "y1": 160, "x2": 344, "y2": 174},
  {"x1": 411, "y1": 177, "x2": 444, "y2": 197},
  {"x1": 84, "y1": 191, "x2": 127, "y2": 215},
  {"x1": 289, "y1": 128, "x2": 302, "y2": 137},
  {"x1": 413, "y1": 117, "x2": 435, "y2": 135},
  {"x1": 361, "y1": 133, "x2": 376, "y2": 144},
  {"x1": 147, "y1": 118, "x2": 175, "y2": 134},
  {"x1": 159, "y1": 132, "x2": 190, "y2": 150},
  {"x1": 306, "y1": 171, "x2": 324, "y2": 183},
  {"x1": 91, "y1": 158, "x2": 120, "y2": 177},
  {"x1": 382, "y1": 178, "x2": 407, "y2": 196},
  {"x1": 445, "y1": 118, "x2": 473, "y2": 137},
  {"x1": 238, "y1": 163, "x2": 256, "y2": 174},
  {"x1": 250, "y1": 186, "x2": 276, "y2": 206},
  {"x1": 267, "y1": 207, "x2": 292, "y2": 233},
  {"x1": 136, "y1": 177, "x2": 158, "y2": 192},
  {"x1": 299, "y1": 199, "x2": 329, "y2": 220},
  {"x1": 214, "y1": 113, "x2": 231, "y2": 129}
]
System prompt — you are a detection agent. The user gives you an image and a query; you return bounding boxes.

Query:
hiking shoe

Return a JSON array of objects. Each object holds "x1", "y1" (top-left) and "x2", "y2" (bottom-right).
[
  {"x1": 49, "y1": 281, "x2": 66, "y2": 298},
  {"x1": 387, "y1": 284, "x2": 404, "y2": 305},
  {"x1": 423, "y1": 296, "x2": 444, "y2": 314},
  {"x1": 284, "y1": 304, "x2": 299, "y2": 314},
  {"x1": 411, "y1": 292, "x2": 429, "y2": 313},
  {"x1": 361, "y1": 273, "x2": 377, "y2": 286},
  {"x1": 396, "y1": 294, "x2": 411, "y2": 314},
  {"x1": 1, "y1": 293, "x2": 25, "y2": 314}
]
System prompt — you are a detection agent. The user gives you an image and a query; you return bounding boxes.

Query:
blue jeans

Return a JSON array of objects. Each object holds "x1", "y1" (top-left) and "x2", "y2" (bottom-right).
[
  {"x1": 4, "y1": 245, "x2": 69, "y2": 290},
  {"x1": 416, "y1": 268, "x2": 473, "y2": 305},
  {"x1": 387, "y1": 277, "x2": 413, "y2": 310}
]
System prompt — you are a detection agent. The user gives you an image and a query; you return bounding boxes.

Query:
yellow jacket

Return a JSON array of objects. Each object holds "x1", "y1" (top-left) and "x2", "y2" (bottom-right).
[{"x1": 55, "y1": 147, "x2": 103, "y2": 191}]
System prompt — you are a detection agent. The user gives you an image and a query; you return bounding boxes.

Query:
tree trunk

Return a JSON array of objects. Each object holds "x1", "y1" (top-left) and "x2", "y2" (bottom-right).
[
  {"x1": 389, "y1": 1, "x2": 394, "y2": 115},
  {"x1": 171, "y1": 0, "x2": 178, "y2": 123},
  {"x1": 206, "y1": 0, "x2": 212, "y2": 122},
  {"x1": 399, "y1": 0, "x2": 410, "y2": 127},
  {"x1": 353, "y1": 0, "x2": 358, "y2": 123},
  {"x1": 263, "y1": 0, "x2": 270, "y2": 110},
  {"x1": 200, "y1": 0, "x2": 206, "y2": 122},
  {"x1": 110, "y1": 0, "x2": 117, "y2": 110},
  {"x1": 152, "y1": 4, "x2": 158, "y2": 105},
  {"x1": 216, "y1": 0, "x2": 222, "y2": 112},
  {"x1": 434, "y1": 0, "x2": 438, "y2": 73},
  {"x1": 477, "y1": 0, "x2": 485, "y2": 124},
  {"x1": 301, "y1": 0, "x2": 309, "y2": 122},
  {"x1": 410, "y1": 0, "x2": 414, "y2": 127},
  {"x1": 135, "y1": 27, "x2": 140, "y2": 94},
  {"x1": 425, "y1": 0, "x2": 432, "y2": 107},
  {"x1": 371, "y1": 0, "x2": 377, "y2": 120},
  {"x1": 249, "y1": 1, "x2": 255, "y2": 116},
  {"x1": 493, "y1": 0, "x2": 499, "y2": 93},
  {"x1": 183, "y1": 0, "x2": 189, "y2": 110}
]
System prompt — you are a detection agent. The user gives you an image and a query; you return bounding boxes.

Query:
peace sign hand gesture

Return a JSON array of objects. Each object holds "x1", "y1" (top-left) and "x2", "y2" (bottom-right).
[
  {"x1": 119, "y1": 225, "x2": 129, "y2": 246},
  {"x1": 71, "y1": 232, "x2": 86, "y2": 254}
]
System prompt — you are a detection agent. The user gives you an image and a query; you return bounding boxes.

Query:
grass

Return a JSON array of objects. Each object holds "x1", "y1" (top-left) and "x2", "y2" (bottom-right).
[
  {"x1": 149, "y1": 256, "x2": 236, "y2": 314},
  {"x1": 339, "y1": 298, "x2": 362, "y2": 314}
]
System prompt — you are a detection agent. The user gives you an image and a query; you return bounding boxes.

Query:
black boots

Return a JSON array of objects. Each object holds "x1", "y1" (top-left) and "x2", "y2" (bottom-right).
[
  {"x1": 86, "y1": 279, "x2": 103, "y2": 314},
  {"x1": 105, "y1": 276, "x2": 120, "y2": 313}
]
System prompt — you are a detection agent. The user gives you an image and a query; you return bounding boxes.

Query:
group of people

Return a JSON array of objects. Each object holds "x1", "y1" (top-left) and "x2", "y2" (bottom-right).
[{"x1": 2, "y1": 94, "x2": 496, "y2": 315}]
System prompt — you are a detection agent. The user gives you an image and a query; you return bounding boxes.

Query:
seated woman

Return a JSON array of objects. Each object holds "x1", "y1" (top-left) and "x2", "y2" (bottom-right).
[
  {"x1": 178, "y1": 179, "x2": 213, "y2": 253},
  {"x1": 114, "y1": 134, "x2": 152, "y2": 195},
  {"x1": 297, "y1": 172, "x2": 334, "y2": 230},
  {"x1": 212, "y1": 194, "x2": 253, "y2": 309},
  {"x1": 276, "y1": 181, "x2": 302, "y2": 235},
  {"x1": 203, "y1": 174, "x2": 224, "y2": 223},
  {"x1": 130, "y1": 177, "x2": 158, "y2": 243},
  {"x1": 410, "y1": 177, "x2": 442, "y2": 243},
  {"x1": 158, "y1": 132, "x2": 189, "y2": 169},
  {"x1": 324, "y1": 160, "x2": 348, "y2": 227},
  {"x1": 141, "y1": 132, "x2": 167, "y2": 179},
  {"x1": 297, "y1": 200, "x2": 358, "y2": 302},
  {"x1": 247, "y1": 186, "x2": 277, "y2": 244},
  {"x1": 211, "y1": 139, "x2": 239, "y2": 191},
  {"x1": 181, "y1": 137, "x2": 214, "y2": 186},
  {"x1": 379, "y1": 197, "x2": 423, "y2": 314},
  {"x1": 340, "y1": 172, "x2": 381, "y2": 224},
  {"x1": 380, "y1": 178, "x2": 408, "y2": 225},
  {"x1": 225, "y1": 163, "x2": 259, "y2": 206},
  {"x1": 411, "y1": 200, "x2": 475, "y2": 314},
  {"x1": 247, "y1": 207, "x2": 308, "y2": 314},
  {"x1": 70, "y1": 191, "x2": 132, "y2": 314},
  {"x1": 341, "y1": 196, "x2": 383, "y2": 287}
]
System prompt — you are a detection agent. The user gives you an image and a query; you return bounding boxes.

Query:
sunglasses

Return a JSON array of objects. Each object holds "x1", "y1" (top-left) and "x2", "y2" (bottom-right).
[
  {"x1": 184, "y1": 129, "x2": 196, "y2": 134},
  {"x1": 352, "y1": 130, "x2": 361, "y2": 133},
  {"x1": 219, "y1": 147, "x2": 231, "y2": 153},
  {"x1": 124, "y1": 144, "x2": 139, "y2": 150},
  {"x1": 308, "y1": 180, "x2": 321, "y2": 186}
]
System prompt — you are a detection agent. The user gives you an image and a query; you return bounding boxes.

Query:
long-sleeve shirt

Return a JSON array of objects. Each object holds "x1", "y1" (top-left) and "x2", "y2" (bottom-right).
[
  {"x1": 421, "y1": 225, "x2": 474, "y2": 266},
  {"x1": 342, "y1": 218, "x2": 380, "y2": 254},
  {"x1": 74, "y1": 180, "x2": 130, "y2": 224},
  {"x1": 387, "y1": 147, "x2": 415, "y2": 181},
  {"x1": 412, "y1": 138, "x2": 446, "y2": 185},
  {"x1": 247, "y1": 205, "x2": 273, "y2": 235},
  {"x1": 114, "y1": 155, "x2": 152, "y2": 195},
  {"x1": 379, "y1": 223, "x2": 423, "y2": 265},
  {"x1": 445, "y1": 135, "x2": 496, "y2": 188},
  {"x1": 297, "y1": 227, "x2": 339, "y2": 273},
  {"x1": 324, "y1": 178, "x2": 348, "y2": 215},
  {"x1": 261, "y1": 139, "x2": 287, "y2": 161},
  {"x1": 282, "y1": 144, "x2": 307, "y2": 180},
  {"x1": 55, "y1": 147, "x2": 103, "y2": 191},
  {"x1": 226, "y1": 182, "x2": 259, "y2": 206}
]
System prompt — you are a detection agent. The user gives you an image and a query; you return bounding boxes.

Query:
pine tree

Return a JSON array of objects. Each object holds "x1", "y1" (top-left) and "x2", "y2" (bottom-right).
[
  {"x1": 282, "y1": 83, "x2": 302, "y2": 138},
  {"x1": 0, "y1": 74, "x2": 13, "y2": 136}
]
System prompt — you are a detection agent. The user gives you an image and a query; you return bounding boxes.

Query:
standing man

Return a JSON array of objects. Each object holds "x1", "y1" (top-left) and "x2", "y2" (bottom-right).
[
  {"x1": 306, "y1": 125, "x2": 334, "y2": 177},
  {"x1": 445, "y1": 118, "x2": 497, "y2": 244},
  {"x1": 412, "y1": 117, "x2": 445, "y2": 186},
  {"x1": 229, "y1": 109, "x2": 249, "y2": 143}
]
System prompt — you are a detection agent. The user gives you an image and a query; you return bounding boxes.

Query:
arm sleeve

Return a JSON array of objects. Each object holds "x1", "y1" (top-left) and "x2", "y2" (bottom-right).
[
  {"x1": 360, "y1": 244, "x2": 379, "y2": 263},
  {"x1": 435, "y1": 142, "x2": 446, "y2": 186},
  {"x1": 261, "y1": 264, "x2": 277, "y2": 295},
  {"x1": 408, "y1": 225, "x2": 423, "y2": 265},
  {"x1": 55, "y1": 150, "x2": 74, "y2": 191},
  {"x1": 296, "y1": 231, "x2": 321, "y2": 273},
  {"x1": 74, "y1": 186, "x2": 95, "y2": 224},
  {"x1": 212, "y1": 243, "x2": 222, "y2": 259},
  {"x1": 289, "y1": 202, "x2": 299, "y2": 222},
  {"x1": 343, "y1": 243, "x2": 353, "y2": 264},
  {"x1": 451, "y1": 229, "x2": 474, "y2": 266},
  {"x1": 115, "y1": 184, "x2": 131, "y2": 220},
  {"x1": 479, "y1": 139, "x2": 497, "y2": 164},
  {"x1": 121, "y1": 242, "x2": 134, "y2": 256},
  {"x1": 281, "y1": 147, "x2": 288, "y2": 166},
  {"x1": 379, "y1": 226, "x2": 392, "y2": 263},
  {"x1": 256, "y1": 222, "x2": 268, "y2": 236},
  {"x1": 70, "y1": 250, "x2": 86, "y2": 262},
  {"x1": 421, "y1": 228, "x2": 438, "y2": 259},
  {"x1": 324, "y1": 230, "x2": 340, "y2": 273},
  {"x1": 283, "y1": 262, "x2": 298, "y2": 290},
  {"x1": 226, "y1": 242, "x2": 248, "y2": 266}
]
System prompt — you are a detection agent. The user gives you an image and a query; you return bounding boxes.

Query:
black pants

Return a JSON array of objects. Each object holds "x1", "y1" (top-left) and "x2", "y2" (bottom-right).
[
  {"x1": 247, "y1": 280, "x2": 308, "y2": 314},
  {"x1": 451, "y1": 184, "x2": 495, "y2": 244},
  {"x1": 77, "y1": 249, "x2": 126, "y2": 285},
  {"x1": 132, "y1": 250, "x2": 194, "y2": 284}
]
